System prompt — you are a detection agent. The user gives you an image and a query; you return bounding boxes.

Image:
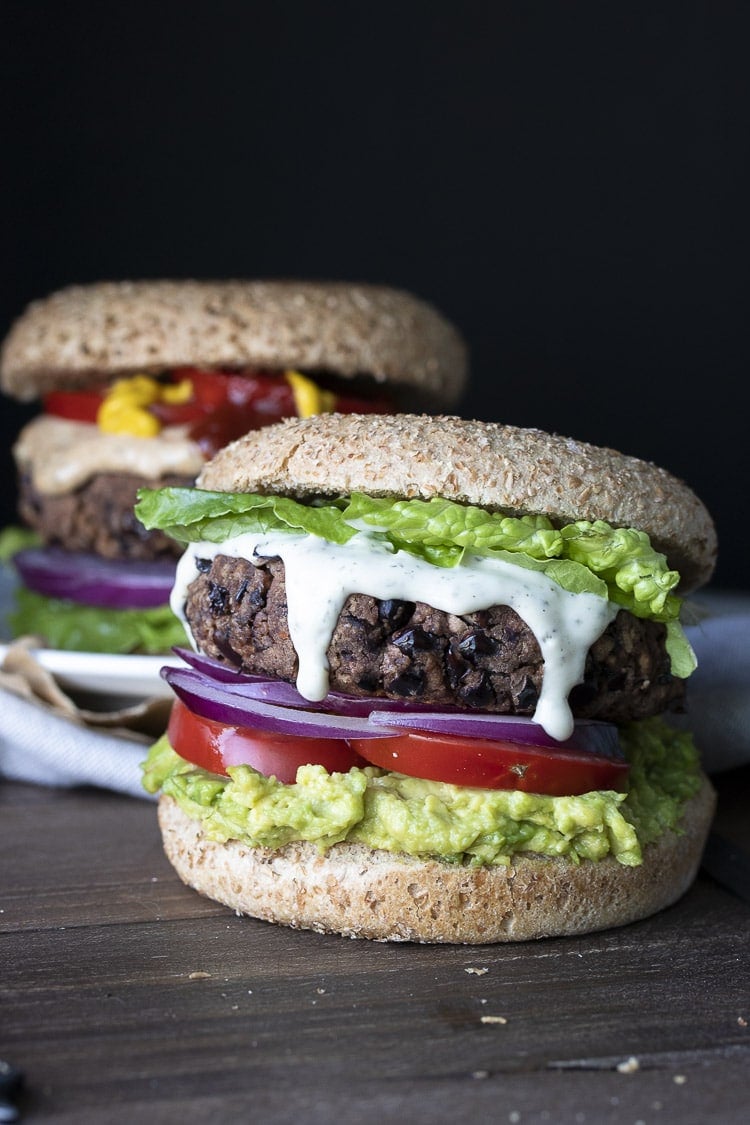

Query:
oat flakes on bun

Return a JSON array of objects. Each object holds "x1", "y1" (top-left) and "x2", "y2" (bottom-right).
[
  {"x1": 138, "y1": 413, "x2": 717, "y2": 943},
  {"x1": 0, "y1": 281, "x2": 467, "y2": 653}
]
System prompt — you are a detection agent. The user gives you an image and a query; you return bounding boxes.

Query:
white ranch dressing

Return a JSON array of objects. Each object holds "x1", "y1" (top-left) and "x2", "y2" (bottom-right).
[{"x1": 172, "y1": 531, "x2": 618, "y2": 742}]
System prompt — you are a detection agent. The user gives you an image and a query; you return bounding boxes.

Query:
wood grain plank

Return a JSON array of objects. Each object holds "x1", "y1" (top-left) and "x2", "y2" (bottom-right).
[{"x1": 2, "y1": 771, "x2": 749, "y2": 1122}]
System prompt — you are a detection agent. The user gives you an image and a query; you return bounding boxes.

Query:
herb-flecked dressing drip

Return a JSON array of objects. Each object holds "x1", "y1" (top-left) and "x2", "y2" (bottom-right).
[{"x1": 172, "y1": 531, "x2": 618, "y2": 742}]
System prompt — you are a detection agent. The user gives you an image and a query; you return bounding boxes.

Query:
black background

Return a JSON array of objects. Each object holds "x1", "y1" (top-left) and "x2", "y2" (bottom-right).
[{"x1": 1, "y1": 2, "x2": 747, "y2": 589}]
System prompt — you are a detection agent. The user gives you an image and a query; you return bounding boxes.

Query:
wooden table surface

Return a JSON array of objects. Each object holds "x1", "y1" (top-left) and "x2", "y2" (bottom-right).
[{"x1": 2, "y1": 767, "x2": 749, "y2": 1125}]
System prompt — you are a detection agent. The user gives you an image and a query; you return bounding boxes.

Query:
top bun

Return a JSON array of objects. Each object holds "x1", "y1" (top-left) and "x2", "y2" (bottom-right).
[
  {"x1": 0, "y1": 279, "x2": 468, "y2": 407},
  {"x1": 198, "y1": 413, "x2": 717, "y2": 592}
]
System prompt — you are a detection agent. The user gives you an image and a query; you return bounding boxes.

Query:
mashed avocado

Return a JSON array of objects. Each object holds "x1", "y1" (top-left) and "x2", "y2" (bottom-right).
[{"x1": 141, "y1": 718, "x2": 702, "y2": 867}]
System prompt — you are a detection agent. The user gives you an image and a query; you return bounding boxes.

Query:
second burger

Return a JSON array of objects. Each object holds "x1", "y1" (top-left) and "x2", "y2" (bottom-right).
[{"x1": 0, "y1": 279, "x2": 467, "y2": 653}]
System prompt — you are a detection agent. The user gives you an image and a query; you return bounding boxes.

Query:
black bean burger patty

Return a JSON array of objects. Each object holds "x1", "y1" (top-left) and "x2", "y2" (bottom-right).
[
  {"x1": 18, "y1": 472, "x2": 192, "y2": 561},
  {"x1": 184, "y1": 554, "x2": 684, "y2": 723}
]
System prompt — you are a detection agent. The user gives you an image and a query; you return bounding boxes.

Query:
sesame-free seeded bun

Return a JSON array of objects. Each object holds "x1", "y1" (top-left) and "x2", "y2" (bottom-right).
[
  {"x1": 157, "y1": 773, "x2": 716, "y2": 943},
  {"x1": 0, "y1": 279, "x2": 468, "y2": 407},
  {"x1": 198, "y1": 412, "x2": 718, "y2": 592}
]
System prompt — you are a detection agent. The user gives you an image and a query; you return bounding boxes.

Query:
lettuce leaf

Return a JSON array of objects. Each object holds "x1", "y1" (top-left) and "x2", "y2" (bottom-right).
[
  {"x1": 135, "y1": 487, "x2": 356, "y2": 546},
  {"x1": 0, "y1": 524, "x2": 41, "y2": 562},
  {"x1": 8, "y1": 587, "x2": 188, "y2": 655},
  {"x1": 343, "y1": 494, "x2": 565, "y2": 561}
]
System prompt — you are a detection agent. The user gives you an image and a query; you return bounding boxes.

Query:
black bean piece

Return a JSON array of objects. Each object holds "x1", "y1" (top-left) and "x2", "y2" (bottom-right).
[
  {"x1": 457, "y1": 670, "x2": 495, "y2": 708},
  {"x1": 356, "y1": 671, "x2": 381, "y2": 692},
  {"x1": 379, "y1": 599, "x2": 415, "y2": 630},
  {"x1": 446, "y1": 646, "x2": 471, "y2": 686},
  {"x1": 208, "y1": 583, "x2": 230, "y2": 614},
  {"x1": 386, "y1": 669, "x2": 426, "y2": 697},
  {"x1": 392, "y1": 626, "x2": 433, "y2": 653},
  {"x1": 515, "y1": 676, "x2": 539, "y2": 710},
  {"x1": 458, "y1": 630, "x2": 498, "y2": 659}
]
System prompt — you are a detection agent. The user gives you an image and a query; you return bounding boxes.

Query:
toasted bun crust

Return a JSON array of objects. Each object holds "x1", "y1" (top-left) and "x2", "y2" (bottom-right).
[
  {"x1": 199, "y1": 413, "x2": 717, "y2": 591},
  {"x1": 157, "y1": 774, "x2": 715, "y2": 943},
  {"x1": 0, "y1": 280, "x2": 468, "y2": 406}
]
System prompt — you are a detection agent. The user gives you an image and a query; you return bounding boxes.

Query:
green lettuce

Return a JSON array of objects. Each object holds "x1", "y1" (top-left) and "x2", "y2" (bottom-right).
[
  {"x1": 8, "y1": 587, "x2": 188, "y2": 655},
  {"x1": 135, "y1": 487, "x2": 356, "y2": 546},
  {"x1": 0, "y1": 525, "x2": 41, "y2": 562},
  {"x1": 135, "y1": 486, "x2": 695, "y2": 675}
]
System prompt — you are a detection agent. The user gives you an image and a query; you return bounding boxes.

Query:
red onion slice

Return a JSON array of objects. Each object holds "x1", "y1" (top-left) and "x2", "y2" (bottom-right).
[
  {"x1": 161, "y1": 666, "x2": 398, "y2": 740},
  {"x1": 173, "y1": 646, "x2": 452, "y2": 716},
  {"x1": 14, "y1": 547, "x2": 176, "y2": 609},
  {"x1": 367, "y1": 709, "x2": 622, "y2": 758},
  {"x1": 165, "y1": 650, "x2": 623, "y2": 758},
  {"x1": 172, "y1": 647, "x2": 271, "y2": 684}
]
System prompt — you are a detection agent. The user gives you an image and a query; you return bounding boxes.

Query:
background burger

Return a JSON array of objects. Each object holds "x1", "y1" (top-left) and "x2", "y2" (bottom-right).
[
  {"x1": 137, "y1": 412, "x2": 717, "y2": 943},
  {"x1": 0, "y1": 280, "x2": 467, "y2": 654}
]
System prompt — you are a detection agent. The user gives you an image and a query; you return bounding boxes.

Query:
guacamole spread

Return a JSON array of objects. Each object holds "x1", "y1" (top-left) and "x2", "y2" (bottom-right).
[{"x1": 142, "y1": 718, "x2": 702, "y2": 867}]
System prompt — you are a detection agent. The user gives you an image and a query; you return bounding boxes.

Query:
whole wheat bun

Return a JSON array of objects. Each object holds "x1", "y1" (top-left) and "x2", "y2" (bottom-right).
[
  {"x1": 0, "y1": 279, "x2": 467, "y2": 408},
  {"x1": 157, "y1": 773, "x2": 715, "y2": 943},
  {"x1": 198, "y1": 412, "x2": 717, "y2": 592}
]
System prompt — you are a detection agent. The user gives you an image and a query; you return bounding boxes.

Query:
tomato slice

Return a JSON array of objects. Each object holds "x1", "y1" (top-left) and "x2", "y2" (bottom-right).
[
  {"x1": 43, "y1": 388, "x2": 105, "y2": 423},
  {"x1": 171, "y1": 367, "x2": 293, "y2": 411},
  {"x1": 186, "y1": 403, "x2": 287, "y2": 456},
  {"x1": 167, "y1": 698, "x2": 367, "y2": 784},
  {"x1": 168, "y1": 694, "x2": 628, "y2": 795},
  {"x1": 349, "y1": 730, "x2": 629, "y2": 795}
]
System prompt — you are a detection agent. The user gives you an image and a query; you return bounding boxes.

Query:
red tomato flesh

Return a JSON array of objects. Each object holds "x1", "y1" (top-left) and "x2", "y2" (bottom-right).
[
  {"x1": 168, "y1": 698, "x2": 628, "y2": 796},
  {"x1": 167, "y1": 698, "x2": 368, "y2": 784},
  {"x1": 171, "y1": 367, "x2": 293, "y2": 411},
  {"x1": 42, "y1": 389, "x2": 105, "y2": 423},
  {"x1": 349, "y1": 730, "x2": 629, "y2": 795}
]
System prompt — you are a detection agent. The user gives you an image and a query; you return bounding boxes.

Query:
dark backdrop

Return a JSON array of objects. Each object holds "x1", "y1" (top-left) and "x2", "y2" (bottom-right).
[{"x1": 1, "y1": 2, "x2": 747, "y2": 589}]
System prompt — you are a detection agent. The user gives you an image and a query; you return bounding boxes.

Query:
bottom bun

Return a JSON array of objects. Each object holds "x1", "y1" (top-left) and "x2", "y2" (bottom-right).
[{"x1": 157, "y1": 776, "x2": 716, "y2": 943}]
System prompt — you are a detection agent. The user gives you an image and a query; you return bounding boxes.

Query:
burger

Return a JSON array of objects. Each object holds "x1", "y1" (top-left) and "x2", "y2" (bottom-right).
[
  {"x1": 0, "y1": 280, "x2": 467, "y2": 654},
  {"x1": 137, "y1": 413, "x2": 717, "y2": 943}
]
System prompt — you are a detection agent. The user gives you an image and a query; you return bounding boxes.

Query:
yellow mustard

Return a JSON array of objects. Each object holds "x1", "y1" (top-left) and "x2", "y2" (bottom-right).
[
  {"x1": 97, "y1": 374, "x2": 193, "y2": 437},
  {"x1": 285, "y1": 370, "x2": 336, "y2": 418}
]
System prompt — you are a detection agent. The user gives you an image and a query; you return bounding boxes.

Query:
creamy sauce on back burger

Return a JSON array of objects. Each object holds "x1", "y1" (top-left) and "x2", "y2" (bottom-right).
[
  {"x1": 14, "y1": 416, "x2": 206, "y2": 495},
  {"x1": 172, "y1": 531, "x2": 618, "y2": 742}
]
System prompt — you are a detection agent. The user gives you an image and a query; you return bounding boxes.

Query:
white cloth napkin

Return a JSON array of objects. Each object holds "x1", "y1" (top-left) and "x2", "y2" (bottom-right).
[
  {"x1": 0, "y1": 641, "x2": 165, "y2": 798},
  {"x1": 673, "y1": 608, "x2": 750, "y2": 773},
  {"x1": 1, "y1": 595, "x2": 748, "y2": 798},
  {"x1": 0, "y1": 689, "x2": 154, "y2": 798}
]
